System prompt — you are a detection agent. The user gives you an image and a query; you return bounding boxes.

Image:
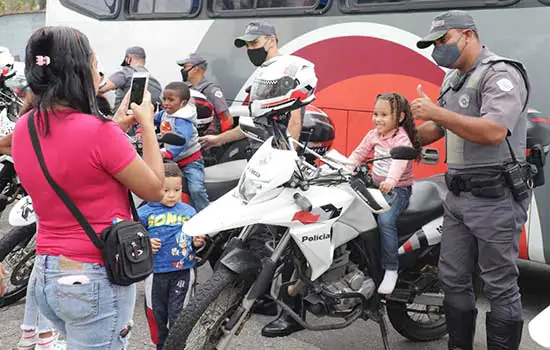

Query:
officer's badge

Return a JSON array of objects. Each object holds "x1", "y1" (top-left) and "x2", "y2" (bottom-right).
[{"x1": 459, "y1": 94, "x2": 470, "y2": 108}]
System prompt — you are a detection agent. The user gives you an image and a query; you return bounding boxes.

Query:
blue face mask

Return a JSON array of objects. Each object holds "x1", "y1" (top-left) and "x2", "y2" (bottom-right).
[{"x1": 431, "y1": 34, "x2": 465, "y2": 68}]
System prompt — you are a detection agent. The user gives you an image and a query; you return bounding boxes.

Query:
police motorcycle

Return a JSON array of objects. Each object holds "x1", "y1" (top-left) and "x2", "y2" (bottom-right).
[
  {"x1": 163, "y1": 58, "x2": 451, "y2": 350},
  {"x1": 0, "y1": 47, "x2": 25, "y2": 127}
]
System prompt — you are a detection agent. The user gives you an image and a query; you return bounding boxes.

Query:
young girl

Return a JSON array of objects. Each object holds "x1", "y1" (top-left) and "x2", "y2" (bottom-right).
[{"x1": 348, "y1": 92, "x2": 420, "y2": 295}]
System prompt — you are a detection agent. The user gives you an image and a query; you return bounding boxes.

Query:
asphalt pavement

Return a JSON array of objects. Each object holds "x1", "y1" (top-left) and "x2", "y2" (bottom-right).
[{"x1": 1, "y1": 200, "x2": 550, "y2": 349}]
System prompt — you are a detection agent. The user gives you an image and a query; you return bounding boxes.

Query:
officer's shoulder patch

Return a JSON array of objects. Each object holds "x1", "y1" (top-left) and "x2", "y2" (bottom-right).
[
  {"x1": 214, "y1": 90, "x2": 223, "y2": 98},
  {"x1": 496, "y1": 78, "x2": 514, "y2": 92}
]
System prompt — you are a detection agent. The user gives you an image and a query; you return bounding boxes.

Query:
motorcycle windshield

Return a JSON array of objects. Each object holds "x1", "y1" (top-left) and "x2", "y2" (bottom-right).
[{"x1": 235, "y1": 136, "x2": 297, "y2": 205}]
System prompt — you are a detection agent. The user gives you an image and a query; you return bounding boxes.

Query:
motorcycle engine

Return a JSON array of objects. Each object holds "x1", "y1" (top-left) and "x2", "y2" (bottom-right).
[{"x1": 304, "y1": 246, "x2": 375, "y2": 315}]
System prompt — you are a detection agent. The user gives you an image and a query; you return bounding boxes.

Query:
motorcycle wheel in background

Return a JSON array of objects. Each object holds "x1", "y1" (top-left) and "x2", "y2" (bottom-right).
[{"x1": 0, "y1": 223, "x2": 36, "y2": 308}]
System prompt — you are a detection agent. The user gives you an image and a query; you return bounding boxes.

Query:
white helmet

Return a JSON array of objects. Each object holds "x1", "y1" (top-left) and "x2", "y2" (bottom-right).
[
  {"x1": 248, "y1": 55, "x2": 317, "y2": 119},
  {"x1": 0, "y1": 47, "x2": 16, "y2": 80}
]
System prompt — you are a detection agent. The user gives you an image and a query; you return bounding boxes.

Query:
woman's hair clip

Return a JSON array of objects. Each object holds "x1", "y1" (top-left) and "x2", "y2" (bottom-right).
[{"x1": 36, "y1": 55, "x2": 51, "y2": 66}]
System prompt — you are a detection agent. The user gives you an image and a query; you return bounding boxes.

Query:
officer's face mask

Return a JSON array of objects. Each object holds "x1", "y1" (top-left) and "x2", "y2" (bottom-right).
[
  {"x1": 432, "y1": 33, "x2": 466, "y2": 68},
  {"x1": 180, "y1": 65, "x2": 195, "y2": 82},
  {"x1": 247, "y1": 39, "x2": 270, "y2": 67}
]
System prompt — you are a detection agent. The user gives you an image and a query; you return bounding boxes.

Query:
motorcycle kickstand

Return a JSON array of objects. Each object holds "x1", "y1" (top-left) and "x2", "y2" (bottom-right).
[{"x1": 378, "y1": 312, "x2": 391, "y2": 350}]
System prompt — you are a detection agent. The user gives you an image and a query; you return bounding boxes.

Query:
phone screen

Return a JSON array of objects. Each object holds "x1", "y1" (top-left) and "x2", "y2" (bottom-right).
[{"x1": 130, "y1": 77, "x2": 147, "y2": 106}]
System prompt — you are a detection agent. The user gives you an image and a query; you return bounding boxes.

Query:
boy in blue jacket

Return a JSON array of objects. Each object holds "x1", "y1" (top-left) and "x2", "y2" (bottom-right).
[
  {"x1": 155, "y1": 81, "x2": 209, "y2": 211},
  {"x1": 138, "y1": 163, "x2": 205, "y2": 350}
]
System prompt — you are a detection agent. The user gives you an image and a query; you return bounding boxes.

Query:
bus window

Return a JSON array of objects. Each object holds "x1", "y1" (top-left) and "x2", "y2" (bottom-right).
[
  {"x1": 209, "y1": 0, "x2": 329, "y2": 17},
  {"x1": 61, "y1": 0, "x2": 121, "y2": 19},
  {"x1": 129, "y1": 0, "x2": 199, "y2": 17},
  {"x1": 340, "y1": 0, "x2": 519, "y2": 13}
]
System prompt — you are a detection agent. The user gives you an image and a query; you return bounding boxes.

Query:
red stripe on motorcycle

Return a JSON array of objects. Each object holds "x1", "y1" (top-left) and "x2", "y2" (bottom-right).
[
  {"x1": 292, "y1": 211, "x2": 320, "y2": 224},
  {"x1": 403, "y1": 240, "x2": 413, "y2": 253}
]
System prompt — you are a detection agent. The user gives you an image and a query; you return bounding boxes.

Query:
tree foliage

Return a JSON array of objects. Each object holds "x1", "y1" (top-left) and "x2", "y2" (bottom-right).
[{"x1": 0, "y1": 0, "x2": 46, "y2": 15}]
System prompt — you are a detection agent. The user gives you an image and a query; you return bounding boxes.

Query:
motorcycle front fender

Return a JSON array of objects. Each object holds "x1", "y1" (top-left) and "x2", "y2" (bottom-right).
[
  {"x1": 9, "y1": 196, "x2": 36, "y2": 226},
  {"x1": 183, "y1": 189, "x2": 293, "y2": 237}
]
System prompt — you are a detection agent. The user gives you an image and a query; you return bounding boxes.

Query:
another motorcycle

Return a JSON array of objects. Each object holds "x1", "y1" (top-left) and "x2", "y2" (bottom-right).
[
  {"x1": 0, "y1": 192, "x2": 36, "y2": 308},
  {"x1": 0, "y1": 47, "x2": 25, "y2": 127}
]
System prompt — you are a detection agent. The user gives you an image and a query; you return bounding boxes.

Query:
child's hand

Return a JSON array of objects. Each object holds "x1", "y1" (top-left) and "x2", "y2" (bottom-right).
[
  {"x1": 150, "y1": 238, "x2": 161, "y2": 254},
  {"x1": 193, "y1": 236, "x2": 206, "y2": 248},
  {"x1": 379, "y1": 181, "x2": 394, "y2": 194}
]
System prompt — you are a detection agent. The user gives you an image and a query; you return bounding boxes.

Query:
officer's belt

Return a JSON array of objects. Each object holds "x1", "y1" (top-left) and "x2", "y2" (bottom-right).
[{"x1": 444, "y1": 172, "x2": 506, "y2": 196}]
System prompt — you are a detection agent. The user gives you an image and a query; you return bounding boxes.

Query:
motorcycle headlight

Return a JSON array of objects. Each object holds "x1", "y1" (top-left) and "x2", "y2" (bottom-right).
[{"x1": 237, "y1": 173, "x2": 268, "y2": 203}]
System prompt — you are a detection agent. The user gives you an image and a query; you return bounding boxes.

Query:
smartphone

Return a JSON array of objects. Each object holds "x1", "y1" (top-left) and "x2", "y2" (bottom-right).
[{"x1": 129, "y1": 72, "x2": 149, "y2": 107}]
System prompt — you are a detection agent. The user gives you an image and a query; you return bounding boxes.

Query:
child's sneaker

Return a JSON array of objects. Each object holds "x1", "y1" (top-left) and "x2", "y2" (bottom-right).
[
  {"x1": 377, "y1": 270, "x2": 398, "y2": 295},
  {"x1": 16, "y1": 329, "x2": 37, "y2": 350},
  {"x1": 36, "y1": 332, "x2": 65, "y2": 350}
]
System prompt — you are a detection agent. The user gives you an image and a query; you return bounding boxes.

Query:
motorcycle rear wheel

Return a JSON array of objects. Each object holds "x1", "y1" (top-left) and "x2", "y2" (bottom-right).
[
  {"x1": 164, "y1": 265, "x2": 251, "y2": 350},
  {"x1": 386, "y1": 285, "x2": 447, "y2": 342}
]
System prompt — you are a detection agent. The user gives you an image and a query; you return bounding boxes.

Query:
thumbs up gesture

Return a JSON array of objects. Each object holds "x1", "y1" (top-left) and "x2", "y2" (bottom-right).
[
  {"x1": 411, "y1": 84, "x2": 440, "y2": 121},
  {"x1": 417, "y1": 84, "x2": 429, "y2": 99}
]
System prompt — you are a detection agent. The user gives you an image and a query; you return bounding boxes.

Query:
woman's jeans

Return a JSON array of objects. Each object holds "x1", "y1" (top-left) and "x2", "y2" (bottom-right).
[
  {"x1": 21, "y1": 263, "x2": 54, "y2": 333},
  {"x1": 29, "y1": 255, "x2": 136, "y2": 350},
  {"x1": 377, "y1": 186, "x2": 411, "y2": 271}
]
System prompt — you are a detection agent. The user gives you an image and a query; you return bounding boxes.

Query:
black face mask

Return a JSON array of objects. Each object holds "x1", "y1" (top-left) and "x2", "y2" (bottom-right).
[
  {"x1": 180, "y1": 64, "x2": 196, "y2": 82},
  {"x1": 180, "y1": 68, "x2": 189, "y2": 82},
  {"x1": 247, "y1": 47, "x2": 268, "y2": 67}
]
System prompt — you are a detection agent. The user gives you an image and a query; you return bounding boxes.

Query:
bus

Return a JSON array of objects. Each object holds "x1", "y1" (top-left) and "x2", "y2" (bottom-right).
[{"x1": 45, "y1": 0, "x2": 550, "y2": 265}]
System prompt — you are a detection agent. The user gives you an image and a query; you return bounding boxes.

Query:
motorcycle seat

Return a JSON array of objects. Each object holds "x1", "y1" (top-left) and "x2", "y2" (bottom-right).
[
  {"x1": 397, "y1": 181, "x2": 444, "y2": 234},
  {"x1": 204, "y1": 159, "x2": 247, "y2": 202}
]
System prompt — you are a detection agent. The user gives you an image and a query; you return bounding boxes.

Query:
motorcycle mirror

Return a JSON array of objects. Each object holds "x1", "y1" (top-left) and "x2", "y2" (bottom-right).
[
  {"x1": 228, "y1": 105, "x2": 250, "y2": 118},
  {"x1": 390, "y1": 146, "x2": 419, "y2": 160},
  {"x1": 240, "y1": 120, "x2": 265, "y2": 144},
  {"x1": 158, "y1": 132, "x2": 186, "y2": 146}
]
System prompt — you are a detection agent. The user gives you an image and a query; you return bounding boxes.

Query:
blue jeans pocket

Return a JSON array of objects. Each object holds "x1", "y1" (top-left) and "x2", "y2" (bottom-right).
[{"x1": 55, "y1": 282, "x2": 99, "y2": 321}]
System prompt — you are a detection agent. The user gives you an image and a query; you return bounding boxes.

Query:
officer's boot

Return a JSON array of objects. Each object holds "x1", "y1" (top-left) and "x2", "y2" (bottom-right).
[
  {"x1": 486, "y1": 312, "x2": 523, "y2": 350},
  {"x1": 261, "y1": 294, "x2": 305, "y2": 337},
  {"x1": 251, "y1": 297, "x2": 278, "y2": 316},
  {"x1": 444, "y1": 302, "x2": 478, "y2": 350}
]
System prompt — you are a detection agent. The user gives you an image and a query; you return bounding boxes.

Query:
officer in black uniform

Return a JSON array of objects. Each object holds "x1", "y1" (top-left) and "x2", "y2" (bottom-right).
[{"x1": 412, "y1": 10, "x2": 531, "y2": 350}]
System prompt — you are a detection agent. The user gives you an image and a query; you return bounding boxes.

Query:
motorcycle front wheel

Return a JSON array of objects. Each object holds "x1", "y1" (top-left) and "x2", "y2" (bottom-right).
[
  {"x1": 0, "y1": 224, "x2": 36, "y2": 308},
  {"x1": 164, "y1": 265, "x2": 252, "y2": 350}
]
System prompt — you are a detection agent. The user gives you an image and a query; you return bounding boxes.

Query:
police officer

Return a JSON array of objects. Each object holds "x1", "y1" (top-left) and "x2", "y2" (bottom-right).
[
  {"x1": 412, "y1": 10, "x2": 530, "y2": 350},
  {"x1": 177, "y1": 53, "x2": 234, "y2": 165},
  {"x1": 202, "y1": 21, "x2": 314, "y2": 338},
  {"x1": 199, "y1": 21, "x2": 307, "y2": 156},
  {"x1": 177, "y1": 54, "x2": 234, "y2": 136},
  {"x1": 99, "y1": 46, "x2": 162, "y2": 111}
]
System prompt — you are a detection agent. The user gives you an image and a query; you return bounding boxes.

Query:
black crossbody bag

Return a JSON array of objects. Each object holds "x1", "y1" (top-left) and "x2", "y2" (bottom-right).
[{"x1": 28, "y1": 112, "x2": 153, "y2": 286}]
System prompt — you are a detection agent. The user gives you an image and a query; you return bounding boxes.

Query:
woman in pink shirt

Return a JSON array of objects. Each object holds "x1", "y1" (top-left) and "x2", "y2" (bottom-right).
[
  {"x1": 348, "y1": 92, "x2": 420, "y2": 295},
  {"x1": 12, "y1": 26, "x2": 165, "y2": 349}
]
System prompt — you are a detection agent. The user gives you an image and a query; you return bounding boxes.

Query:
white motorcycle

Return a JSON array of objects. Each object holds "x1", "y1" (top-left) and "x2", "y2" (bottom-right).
[
  {"x1": 0, "y1": 155, "x2": 37, "y2": 308},
  {"x1": 164, "y1": 114, "x2": 447, "y2": 350}
]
